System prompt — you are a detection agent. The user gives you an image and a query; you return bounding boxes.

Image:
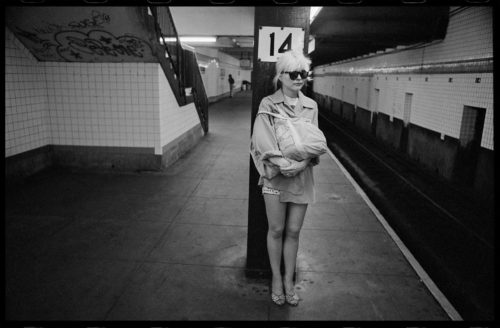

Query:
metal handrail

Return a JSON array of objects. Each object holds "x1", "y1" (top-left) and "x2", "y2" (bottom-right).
[
  {"x1": 187, "y1": 49, "x2": 209, "y2": 133},
  {"x1": 149, "y1": 6, "x2": 208, "y2": 133},
  {"x1": 148, "y1": 7, "x2": 185, "y2": 104}
]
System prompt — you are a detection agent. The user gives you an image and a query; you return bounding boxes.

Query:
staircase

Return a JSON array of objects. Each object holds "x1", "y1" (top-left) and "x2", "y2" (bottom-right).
[{"x1": 148, "y1": 7, "x2": 209, "y2": 134}]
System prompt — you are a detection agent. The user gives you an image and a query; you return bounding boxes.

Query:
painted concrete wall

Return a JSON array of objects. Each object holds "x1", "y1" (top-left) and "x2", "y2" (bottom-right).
[
  {"x1": 169, "y1": 7, "x2": 254, "y2": 36},
  {"x1": 5, "y1": 7, "x2": 156, "y2": 63},
  {"x1": 5, "y1": 27, "x2": 200, "y2": 161}
]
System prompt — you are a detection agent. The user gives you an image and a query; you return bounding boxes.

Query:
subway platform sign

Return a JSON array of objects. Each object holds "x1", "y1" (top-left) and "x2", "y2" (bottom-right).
[{"x1": 257, "y1": 26, "x2": 305, "y2": 62}]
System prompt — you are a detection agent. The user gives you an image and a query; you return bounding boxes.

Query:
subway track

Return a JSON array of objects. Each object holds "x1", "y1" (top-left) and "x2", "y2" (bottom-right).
[{"x1": 318, "y1": 111, "x2": 494, "y2": 320}]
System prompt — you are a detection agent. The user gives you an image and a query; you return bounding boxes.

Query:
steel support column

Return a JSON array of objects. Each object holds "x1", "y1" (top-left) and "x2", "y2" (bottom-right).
[{"x1": 246, "y1": 6, "x2": 310, "y2": 278}]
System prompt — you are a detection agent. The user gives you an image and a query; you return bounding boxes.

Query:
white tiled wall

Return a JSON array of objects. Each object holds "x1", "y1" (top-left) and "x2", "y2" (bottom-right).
[
  {"x1": 5, "y1": 28, "x2": 51, "y2": 157},
  {"x1": 5, "y1": 27, "x2": 202, "y2": 159},
  {"x1": 317, "y1": 7, "x2": 493, "y2": 73},
  {"x1": 313, "y1": 7, "x2": 493, "y2": 150},
  {"x1": 196, "y1": 47, "x2": 252, "y2": 98},
  {"x1": 158, "y1": 65, "x2": 200, "y2": 151},
  {"x1": 422, "y1": 6, "x2": 493, "y2": 63},
  {"x1": 370, "y1": 73, "x2": 493, "y2": 149},
  {"x1": 44, "y1": 62, "x2": 161, "y2": 152}
]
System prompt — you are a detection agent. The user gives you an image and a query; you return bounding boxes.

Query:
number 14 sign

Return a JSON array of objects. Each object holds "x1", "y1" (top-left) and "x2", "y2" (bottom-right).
[{"x1": 257, "y1": 26, "x2": 305, "y2": 62}]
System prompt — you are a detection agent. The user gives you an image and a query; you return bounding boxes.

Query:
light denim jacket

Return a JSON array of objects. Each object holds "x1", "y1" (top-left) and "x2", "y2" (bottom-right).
[{"x1": 250, "y1": 89, "x2": 321, "y2": 204}]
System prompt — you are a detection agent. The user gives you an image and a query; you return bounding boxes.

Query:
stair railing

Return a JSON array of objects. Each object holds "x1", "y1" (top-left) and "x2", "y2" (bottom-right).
[
  {"x1": 148, "y1": 6, "x2": 209, "y2": 134},
  {"x1": 185, "y1": 48, "x2": 209, "y2": 133}
]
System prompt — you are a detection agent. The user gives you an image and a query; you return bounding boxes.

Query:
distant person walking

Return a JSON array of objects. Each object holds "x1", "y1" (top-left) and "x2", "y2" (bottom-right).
[
  {"x1": 228, "y1": 74, "x2": 235, "y2": 98},
  {"x1": 250, "y1": 50, "x2": 326, "y2": 306}
]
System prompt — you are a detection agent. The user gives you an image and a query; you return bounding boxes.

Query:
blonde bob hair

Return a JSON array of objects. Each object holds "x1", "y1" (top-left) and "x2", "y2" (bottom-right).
[{"x1": 273, "y1": 50, "x2": 311, "y2": 90}]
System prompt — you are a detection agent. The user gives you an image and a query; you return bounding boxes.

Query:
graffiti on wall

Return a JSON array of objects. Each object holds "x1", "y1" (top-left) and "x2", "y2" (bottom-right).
[
  {"x1": 68, "y1": 10, "x2": 111, "y2": 29},
  {"x1": 30, "y1": 10, "x2": 111, "y2": 35},
  {"x1": 55, "y1": 30, "x2": 153, "y2": 61},
  {"x1": 11, "y1": 10, "x2": 154, "y2": 62},
  {"x1": 13, "y1": 26, "x2": 58, "y2": 58}
]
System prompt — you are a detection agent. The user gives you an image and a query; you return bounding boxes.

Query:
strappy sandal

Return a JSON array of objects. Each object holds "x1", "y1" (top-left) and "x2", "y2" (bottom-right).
[
  {"x1": 271, "y1": 292, "x2": 285, "y2": 306},
  {"x1": 285, "y1": 289, "x2": 300, "y2": 306}
]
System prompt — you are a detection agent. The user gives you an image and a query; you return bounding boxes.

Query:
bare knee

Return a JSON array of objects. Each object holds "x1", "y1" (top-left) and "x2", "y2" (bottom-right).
[
  {"x1": 285, "y1": 226, "x2": 302, "y2": 240},
  {"x1": 268, "y1": 225, "x2": 284, "y2": 239}
]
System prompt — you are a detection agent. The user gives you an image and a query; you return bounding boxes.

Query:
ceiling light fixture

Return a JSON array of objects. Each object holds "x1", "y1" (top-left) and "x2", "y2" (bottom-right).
[
  {"x1": 181, "y1": 36, "x2": 217, "y2": 43},
  {"x1": 161, "y1": 36, "x2": 217, "y2": 43}
]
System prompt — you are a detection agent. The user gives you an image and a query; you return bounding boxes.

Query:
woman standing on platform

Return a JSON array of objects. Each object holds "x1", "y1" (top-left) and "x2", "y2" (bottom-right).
[{"x1": 250, "y1": 50, "x2": 325, "y2": 306}]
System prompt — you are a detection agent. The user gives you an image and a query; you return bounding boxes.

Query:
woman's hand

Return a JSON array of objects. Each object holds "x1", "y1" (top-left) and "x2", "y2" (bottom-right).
[
  {"x1": 268, "y1": 156, "x2": 291, "y2": 168},
  {"x1": 280, "y1": 158, "x2": 310, "y2": 177}
]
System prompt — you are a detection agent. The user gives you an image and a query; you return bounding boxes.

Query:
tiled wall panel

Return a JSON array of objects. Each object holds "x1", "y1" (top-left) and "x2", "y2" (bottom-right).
[
  {"x1": 317, "y1": 7, "x2": 492, "y2": 72},
  {"x1": 313, "y1": 7, "x2": 493, "y2": 150},
  {"x1": 422, "y1": 7, "x2": 493, "y2": 63},
  {"x1": 196, "y1": 47, "x2": 251, "y2": 98},
  {"x1": 5, "y1": 28, "x2": 50, "y2": 157},
  {"x1": 158, "y1": 65, "x2": 200, "y2": 150},
  {"x1": 44, "y1": 62, "x2": 161, "y2": 152},
  {"x1": 6, "y1": 26, "x2": 202, "y2": 160}
]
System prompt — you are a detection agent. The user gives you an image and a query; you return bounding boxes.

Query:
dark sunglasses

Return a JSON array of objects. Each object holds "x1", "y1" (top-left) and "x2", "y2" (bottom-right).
[{"x1": 283, "y1": 70, "x2": 309, "y2": 80}]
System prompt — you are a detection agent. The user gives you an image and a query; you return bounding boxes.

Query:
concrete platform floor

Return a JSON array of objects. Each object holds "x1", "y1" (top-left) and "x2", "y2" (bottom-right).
[{"x1": 5, "y1": 90, "x2": 451, "y2": 321}]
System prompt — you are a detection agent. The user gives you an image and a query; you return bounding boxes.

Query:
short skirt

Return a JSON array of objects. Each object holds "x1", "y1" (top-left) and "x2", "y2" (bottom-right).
[{"x1": 262, "y1": 186, "x2": 280, "y2": 195}]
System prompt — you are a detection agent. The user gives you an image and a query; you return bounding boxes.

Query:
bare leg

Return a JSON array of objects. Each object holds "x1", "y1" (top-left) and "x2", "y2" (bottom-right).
[
  {"x1": 263, "y1": 194, "x2": 287, "y2": 297},
  {"x1": 283, "y1": 202, "x2": 308, "y2": 294}
]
